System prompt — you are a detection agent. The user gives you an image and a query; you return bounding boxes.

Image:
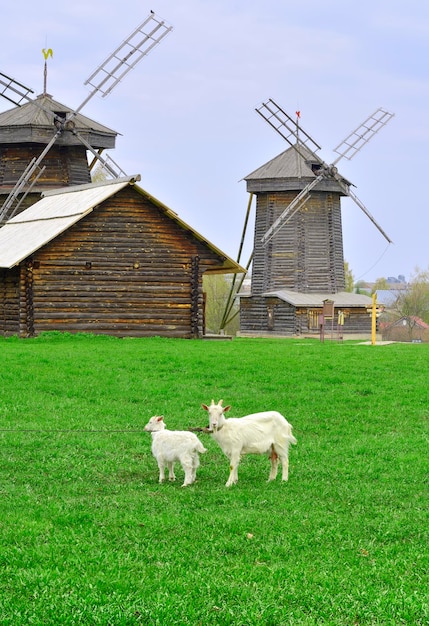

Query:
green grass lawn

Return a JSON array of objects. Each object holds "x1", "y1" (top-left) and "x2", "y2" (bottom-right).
[{"x1": 0, "y1": 333, "x2": 428, "y2": 625}]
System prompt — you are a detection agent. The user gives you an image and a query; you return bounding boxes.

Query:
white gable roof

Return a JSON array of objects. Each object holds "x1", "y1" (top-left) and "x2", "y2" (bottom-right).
[{"x1": 0, "y1": 179, "x2": 131, "y2": 268}]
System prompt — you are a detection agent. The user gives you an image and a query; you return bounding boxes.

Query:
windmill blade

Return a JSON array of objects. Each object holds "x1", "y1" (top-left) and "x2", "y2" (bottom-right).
[
  {"x1": 0, "y1": 126, "x2": 63, "y2": 222},
  {"x1": 88, "y1": 150, "x2": 127, "y2": 179},
  {"x1": 77, "y1": 12, "x2": 172, "y2": 114},
  {"x1": 346, "y1": 188, "x2": 392, "y2": 244},
  {"x1": 261, "y1": 175, "x2": 324, "y2": 244},
  {"x1": 0, "y1": 72, "x2": 34, "y2": 106},
  {"x1": 71, "y1": 128, "x2": 126, "y2": 178},
  {"x1": 0, "y1": 159, "x2": 47, "y2": 224},
  {"x1": 256, "y1": 99, "x2": 323, "y2": 165},
  {"x1": 332, "y1": 107, "x2": 394, "y2": 165}
]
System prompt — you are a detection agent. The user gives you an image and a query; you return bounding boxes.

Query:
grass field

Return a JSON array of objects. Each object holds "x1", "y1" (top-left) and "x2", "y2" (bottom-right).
[{"x1": 0, "y1": 333, "x2": 428, "y2": 625}]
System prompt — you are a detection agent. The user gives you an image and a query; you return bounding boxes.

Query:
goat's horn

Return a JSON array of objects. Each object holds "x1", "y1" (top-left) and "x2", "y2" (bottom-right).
[{"x1": 219, "y1": 399, "x2": 223, "y2": 405}]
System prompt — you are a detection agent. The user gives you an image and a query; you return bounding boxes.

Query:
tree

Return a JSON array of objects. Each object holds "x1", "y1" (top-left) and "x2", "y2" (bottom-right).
[
  {"x1": 391, "y1": 267, "x2": 429, "y2": 339},
  {"x1": 91, "y1": 164, "x2": 109, "y2": 183},
  {"x1": 344, "y1": 261, "x2": 354, "y2": 292},
  {"x1": 372, "y1": 277, "x2": 390, "y2": 291},
  {"x1": 354, "y1": 280, "x2": 371, "y2": 296},
  {"x1": 203, "y1": 274, "x2": 240, "y2": 335}
]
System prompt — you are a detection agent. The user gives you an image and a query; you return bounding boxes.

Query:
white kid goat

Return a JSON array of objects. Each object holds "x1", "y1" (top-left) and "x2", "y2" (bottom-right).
[
  {"x1": 144, "y1": 416, "x2": 207, "y2": 487},
  {"x1": 202, "y1": 400, "x2": 297, "y2": 487}
]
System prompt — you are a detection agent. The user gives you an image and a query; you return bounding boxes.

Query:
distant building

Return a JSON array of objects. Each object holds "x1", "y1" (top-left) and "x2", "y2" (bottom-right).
[{"x1": 381, "y1": 316, "x2": 429, "y2": 343}]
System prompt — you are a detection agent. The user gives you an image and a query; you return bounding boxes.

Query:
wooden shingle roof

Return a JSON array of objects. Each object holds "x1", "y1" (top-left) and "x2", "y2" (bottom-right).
[
  {"x1": 260, "y1": 288, "x2": 372, "y2": 308},
  {"x1": 244, "y1": 144, "x2": 351, "y2": 194},
  {"x1": 0, "y1": 94, "x2": 117, "y2": 149}
]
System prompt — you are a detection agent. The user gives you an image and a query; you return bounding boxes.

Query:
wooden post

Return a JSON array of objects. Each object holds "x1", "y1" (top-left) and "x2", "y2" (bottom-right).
[{"x1": 371, "y1": 293, "x2": 377, "y2": 345}]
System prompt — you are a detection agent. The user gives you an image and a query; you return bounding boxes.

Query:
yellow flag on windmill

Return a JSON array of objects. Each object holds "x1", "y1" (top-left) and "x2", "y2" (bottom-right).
[{"x1": 42, "y1": 47, "x2": 53, "y2": 95}]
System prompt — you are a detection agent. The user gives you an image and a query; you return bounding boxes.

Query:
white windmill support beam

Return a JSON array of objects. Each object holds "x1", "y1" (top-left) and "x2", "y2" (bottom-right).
[
  {"x1": 347, "y1": 188, "x2": 393, "y2": 244},
  {"x1": 332, "y1": 108, "x2": 394, "y2": 163},
  {"x1": 71, "y1": 129, "x2": 125, "y2": 179},
  {"x1": 96, "y1": 153, "x2": 127, "y2": 179},
  {"x1": 0, "y1": 159, "x2": 46, "y2": 224},
  {"x1": 0, "y1": 128, "x2": 62, "y2": 223},
  {"x1": 2, "y1": 167, "x2": 47, "y2": 223},
  {"x1": 261, "y1": 175, "x2": 323, "y2": 245},
  {"x1": 79, "y1": 12, "x2": 173, "y2": 113},
  {"x1": 0, "y1": 72, "x2": 34, "y2": 106}
]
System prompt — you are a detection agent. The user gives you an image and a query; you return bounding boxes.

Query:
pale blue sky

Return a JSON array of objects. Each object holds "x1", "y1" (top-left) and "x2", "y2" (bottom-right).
[{"x1": 1, "y1": 0, "x2": 428, "y2": 282}]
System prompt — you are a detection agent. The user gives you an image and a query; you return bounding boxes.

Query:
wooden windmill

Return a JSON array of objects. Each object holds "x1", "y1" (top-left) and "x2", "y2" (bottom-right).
[
  {"x1": 239, "y1": 99, "x2": 394, "y2": 336},
  {"x1": 0, "y1": 12, "x2": 172, "y2": 225}
]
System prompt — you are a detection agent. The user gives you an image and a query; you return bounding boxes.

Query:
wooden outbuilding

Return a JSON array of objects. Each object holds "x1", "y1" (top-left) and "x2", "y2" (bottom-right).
[
  {"x1": 0, "y1": 177, "x2": 244, "y2": 338},
  {"x1": 240, "y1": 288, "x2": 373, "y2": 337}
]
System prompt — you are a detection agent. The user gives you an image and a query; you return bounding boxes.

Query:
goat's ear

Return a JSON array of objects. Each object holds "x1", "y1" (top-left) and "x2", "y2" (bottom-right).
[
  {"x1": 202, "y1": 404, "x2": 209, "y2": 411},
  {"x1": 156, "y1": 416, "x2": 164, "y2": 422},
  {"x1": 224, "y1": 405, "x2": 231, "y2": 413}
]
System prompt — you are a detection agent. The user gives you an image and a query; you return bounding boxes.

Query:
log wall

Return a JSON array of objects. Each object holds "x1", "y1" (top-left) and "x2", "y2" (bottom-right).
[
  {"x1": 251, "y1": 190, "x2": 345, "y2": 294},
  {"x1": 0, "y1": 144, "x2": 91, "y2": 190},
  {"x1": 0, "y1": 267, "x2": 20, "y2": 335}
]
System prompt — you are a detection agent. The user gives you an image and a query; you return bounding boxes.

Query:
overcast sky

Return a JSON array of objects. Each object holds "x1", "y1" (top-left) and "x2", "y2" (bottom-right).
[{"x1": 1, "y1": 1, "x2": 428, "y2": 283}]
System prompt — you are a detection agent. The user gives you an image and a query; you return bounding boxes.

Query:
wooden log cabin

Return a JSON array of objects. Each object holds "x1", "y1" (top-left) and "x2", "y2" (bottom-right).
[
  {"x1": 0, "y1": 177, "x2": 244, "y2": 338},
  {"x1": 239, "y1": 146, "x2": 373, "y2": 336}
]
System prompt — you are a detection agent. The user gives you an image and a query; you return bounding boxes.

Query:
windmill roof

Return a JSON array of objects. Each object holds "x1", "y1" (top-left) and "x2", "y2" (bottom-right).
[
  {"x1": 244, "y1": 145, "x2": 351, "y2": 193},
  {"x1": 261, "y1": 289, "x2": 372, "y2": 308},
  {"x1": 0, "y1": 94, "x2": 118, "y2": 148},
  {"x1": 0, "y1": 94, "x2": 117, "y2": 134},
  {"x1": 245, "y1": 145, "x2": 316, "y2": 180},
  {"x1": 0, "y1": 177, "x2": 245, "y2": 275}
]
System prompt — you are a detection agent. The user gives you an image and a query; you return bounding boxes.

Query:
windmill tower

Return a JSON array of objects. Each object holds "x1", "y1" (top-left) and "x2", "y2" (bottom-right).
[
  {"x1": 0, "y1": 12, "x2": 172, "y2": 224},
  {"x1": 0, "y1": 92, "x2": 119, "y2": 212},
  {"x1": 239, "y1": 99, "x2": 394, "y2": 336}
]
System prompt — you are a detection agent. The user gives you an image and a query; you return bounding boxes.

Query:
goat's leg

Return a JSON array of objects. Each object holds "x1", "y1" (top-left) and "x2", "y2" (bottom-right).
[
  {"x1": 274, "y1": 445, "x2": 290, "y2": 481},
  {"x1": 268, "y1": 444, "x2": 279, "y2": 481},
  {"x1": 191, "y1": 452, "x2": 200, "y2": 483},
  {"x1": 181, "y1": 453, "x2": 194, "y2": 487},
  {"x1": 157, "y1": 458, "x2": 166, "y2": 483},
  {"x1": 226, "y1": 454, "x2": 240, "y2": 487},
  {"x1": 167, "y1": 461, "x2": 176, "y2": 482},
  {"x1": 281, "y1": 456, "x2": 289, "y2": 481}
]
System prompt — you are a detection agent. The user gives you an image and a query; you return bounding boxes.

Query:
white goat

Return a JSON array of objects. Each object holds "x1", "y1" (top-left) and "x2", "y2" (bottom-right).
[
  {"x1": 202, "y1": 400, "x2": 297, "y2": 487},
  {"x1": 144, "y1": 416, "x2": 207, "y2": 487}
]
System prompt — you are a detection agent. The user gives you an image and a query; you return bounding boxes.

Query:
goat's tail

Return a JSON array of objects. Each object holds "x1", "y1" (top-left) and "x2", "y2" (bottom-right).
[{"x1": 196, "y1": 442, "x2": 207, "y2": 454}]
